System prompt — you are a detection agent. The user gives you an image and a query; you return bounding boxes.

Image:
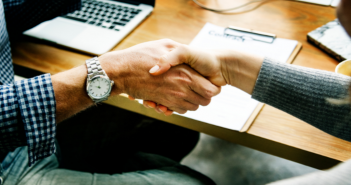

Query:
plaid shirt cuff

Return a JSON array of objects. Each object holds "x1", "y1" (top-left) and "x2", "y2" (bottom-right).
[
  {"x1": 14, "y1": 74, "x2": 56, "y2": 166},
  {"x1": 0, "y1": 83, "x2": 25, "y2": 151}
]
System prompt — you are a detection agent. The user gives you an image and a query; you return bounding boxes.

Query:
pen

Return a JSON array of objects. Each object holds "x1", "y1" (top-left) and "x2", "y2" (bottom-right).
[{"x1": 227, "y1": 26, "x2": 276, "y2": 38}]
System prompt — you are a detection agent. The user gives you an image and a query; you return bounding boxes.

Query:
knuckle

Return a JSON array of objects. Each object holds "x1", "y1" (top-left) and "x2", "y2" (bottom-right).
[
  {"x1": 161, "y1": 38, "x2": 176, "y2": 46},
  {"x1": 160, "y1": 55, "x2": 167, "y2": 61},
  {"x1": 203, "y1": 89, "x2": 215, "y2": 99},
  {"x1": 162, "y1": 38, "x2": 173, "y2": 43},
  {"x1": 202, "y1": 99, "x2": 211, "y2": 106},
  {"x1": 190, "y1": 104, "x2": 199, "y2": 111},
  {"x1": 171, "y1": 91, "x2": 186, "y2": 99},
  {"x1": 214, "y1": 87, "x2": 221, "y2": 96},
  {"x1": 158, "y1": 98, "x2": 172, "y2": 108},
  {"x1": 178, "y1": 71, "x2": 192, "y2": 83}
]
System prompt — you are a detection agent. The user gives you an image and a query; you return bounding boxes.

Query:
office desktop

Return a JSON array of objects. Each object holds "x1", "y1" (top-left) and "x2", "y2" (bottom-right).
[{"x1": 11, "y1": 0, "x2": 351, "y2": 184}]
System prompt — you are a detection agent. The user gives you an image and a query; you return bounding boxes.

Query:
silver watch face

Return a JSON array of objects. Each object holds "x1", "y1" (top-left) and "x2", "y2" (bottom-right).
[{"x1": 87, "y1": 77, "x2": 112, "y2": 99}]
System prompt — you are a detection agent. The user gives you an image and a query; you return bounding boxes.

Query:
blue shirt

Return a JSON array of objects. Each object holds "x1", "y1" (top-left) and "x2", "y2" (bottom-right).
[{"x1": 0, "y1": 0, "x2": 81, "y2": 168}]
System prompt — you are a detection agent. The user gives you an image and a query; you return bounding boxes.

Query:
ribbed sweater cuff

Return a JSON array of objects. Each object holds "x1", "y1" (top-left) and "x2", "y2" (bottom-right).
[{"x1": 252, "y1": 57, "x2": 351, "y2": 141}]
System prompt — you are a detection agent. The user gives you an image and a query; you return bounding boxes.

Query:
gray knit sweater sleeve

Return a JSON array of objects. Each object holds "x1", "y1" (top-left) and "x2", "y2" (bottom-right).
[{"x1": 252, "y1": 58, "x2": 351, "y2": 142}]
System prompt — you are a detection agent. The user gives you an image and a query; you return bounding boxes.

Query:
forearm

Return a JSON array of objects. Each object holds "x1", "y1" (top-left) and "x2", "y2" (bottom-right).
[
  {"x1": 52, "y1": 39, "x2": 215, "y2": 122},
  {"x1": 51, "y1": 65, "x2": 94, "y2": 124},
  {"x1": 252, "y1": 58, "x2": 351, "y2": 141},
  {"x1": 219, "y1": 50, "x2": 264, "y2": 94},
  {"x1": 5, "y1": 74, "x2": 58, "y2": 165},
  {"x1": 219, "y1": 51, "x2": 351, "y2": 141}
]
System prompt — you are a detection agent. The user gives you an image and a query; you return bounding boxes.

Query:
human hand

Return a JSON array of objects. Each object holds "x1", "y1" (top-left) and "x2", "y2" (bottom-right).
[
  {"x1": 127, "y1": 95, "x2": 173, "y2": 116},
  {"x1": 144, "y1": 44, "x2": 228, "y2": 115},
  {"x1": 144, "y1": 44, "x2": 264, "y2": 115},
  {"x1": 149, "y1": 44, "x2": 228, "y2": 86},
  {"x1": 98, "y1": 39, "x2": 221, "y2": 114}
]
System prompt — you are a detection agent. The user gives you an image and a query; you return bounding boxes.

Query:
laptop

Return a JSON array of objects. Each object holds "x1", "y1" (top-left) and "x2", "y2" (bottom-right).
[{"x1": 23, "y1": 0, "x2": 155, "y2": 55}]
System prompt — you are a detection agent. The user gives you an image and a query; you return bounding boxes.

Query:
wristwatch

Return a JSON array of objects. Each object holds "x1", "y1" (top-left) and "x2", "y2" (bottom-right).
[{"x1": 86, "y1": 57, "x2": 114, "y2": 103}]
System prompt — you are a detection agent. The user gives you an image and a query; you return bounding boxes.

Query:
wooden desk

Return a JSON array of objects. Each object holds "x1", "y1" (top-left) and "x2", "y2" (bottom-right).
[{"x1": 12, "y1": 0, "x2": 351, "y2": 169}]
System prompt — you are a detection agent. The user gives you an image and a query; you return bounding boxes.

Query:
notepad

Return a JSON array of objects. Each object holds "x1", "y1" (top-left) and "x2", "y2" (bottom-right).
[
  {"x1": 307, "y1": 19, "x2": 351, "y2": 61},
  {"x1": 170, "y1": 23, "x2": 300, "y2": 131},
  {"x1": 298, "y1": 0, "x2": 340, "y2": 6}
]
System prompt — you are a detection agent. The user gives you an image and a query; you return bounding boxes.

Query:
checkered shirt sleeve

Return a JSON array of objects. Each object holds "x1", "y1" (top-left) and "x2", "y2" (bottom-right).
[
  {"x1": 0, "y1": 0, "x2": 81, "y2": 166},
  {"x1": 0, "y1": 74, "x2": 56, "y2": 166},
  {"x1": 0, "y1": 83, "x2": 24, "y2": 151},
  {"x1": 14, "y1": 74, "x2": 56, "y2": 166}
]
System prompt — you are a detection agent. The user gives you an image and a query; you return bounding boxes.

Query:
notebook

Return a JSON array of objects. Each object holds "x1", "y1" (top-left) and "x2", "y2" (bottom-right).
[
  {"x1": 307, "y1": 19, "x2": 351, "y2": 62},
  {"x1": 23, "y1": 0, "x2": 155, "y2": 55}
]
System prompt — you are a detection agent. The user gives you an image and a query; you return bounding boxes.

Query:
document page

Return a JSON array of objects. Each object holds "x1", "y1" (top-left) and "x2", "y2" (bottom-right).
[
  {"x1": 331, "y1": 0, "x2": 340, "y2": 7},
  {"x1": 297, "y1": 0, "x2": 339, "y2": 6},
  {"x1": 298, "y1": 0, "x2": 332, "y2": 6},
  {"x1": 173, "y1": 23, "x2": 298, "y2": 131}
]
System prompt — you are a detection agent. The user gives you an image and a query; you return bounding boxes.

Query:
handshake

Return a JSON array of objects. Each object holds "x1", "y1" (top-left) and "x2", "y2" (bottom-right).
[{"x1": 99, "y1": 39, "x2": 263, "y2": 115}]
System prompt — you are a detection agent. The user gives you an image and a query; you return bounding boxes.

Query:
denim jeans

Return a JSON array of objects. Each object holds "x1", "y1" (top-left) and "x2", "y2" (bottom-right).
[
  {"x1": 1, "y1": 104, "x2": 215, "y2": 184},
  {"x1": 1, "y1": 147, "x2": 215, "y2": 185}
]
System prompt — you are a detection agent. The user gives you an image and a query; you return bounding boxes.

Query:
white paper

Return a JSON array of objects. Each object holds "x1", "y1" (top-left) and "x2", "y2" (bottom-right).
[
  {"x1": 298, "y1": 0, "x2": 332, "y2": 6},
  {"x1": 174, "y1": 23, "x2": 298, "y2": 131},
  {"x1": 298, "y1": 0, "x2": 339, "y2": 6},
  {"x1": 331, "y1": 0, "x2": 340, "y2": 7}
]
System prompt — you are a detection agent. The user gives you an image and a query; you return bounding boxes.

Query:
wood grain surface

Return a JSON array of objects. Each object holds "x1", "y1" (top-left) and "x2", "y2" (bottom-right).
[{"x1": 11, "y1": 0, "x2": 351, "y2": 169}]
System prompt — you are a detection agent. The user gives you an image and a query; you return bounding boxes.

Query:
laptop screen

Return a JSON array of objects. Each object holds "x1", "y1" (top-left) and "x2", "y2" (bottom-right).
[
  {"x1": 115, "y1": 0, "x2": 155, "y2": 7},
  {"x1": 137, "y1": 0, "x2": 155, "y2": 6}
]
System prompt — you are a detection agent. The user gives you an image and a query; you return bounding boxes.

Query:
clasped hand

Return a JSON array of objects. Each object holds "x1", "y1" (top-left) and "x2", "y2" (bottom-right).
[
  {"x1": 136, "y1": 41, "x2": 231, "y2": 115},
  {"x1": 98, "y1": 39, "x2": 221, "y2": 115}
]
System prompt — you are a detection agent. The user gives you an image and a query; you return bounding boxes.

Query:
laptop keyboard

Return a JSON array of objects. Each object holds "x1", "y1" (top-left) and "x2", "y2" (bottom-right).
[{"x1": 62, "y1": 0, "x2": 141, "y2": 32}]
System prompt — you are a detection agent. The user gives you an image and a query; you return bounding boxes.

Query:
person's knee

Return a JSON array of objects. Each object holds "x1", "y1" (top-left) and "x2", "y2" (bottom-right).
[
  {"x1": 131, "y1": 153, "x2": 216, "y2": 184},
  {"x1": 160, "y1": 165, "x2": 216, "y2": 185}
]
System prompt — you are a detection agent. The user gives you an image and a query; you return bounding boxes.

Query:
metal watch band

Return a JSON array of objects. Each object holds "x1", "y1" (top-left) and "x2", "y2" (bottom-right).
[
  {"x1": 86, "y1": 57, "x2": 105, "y2": 79},
  {"x1": 85, "y1": 57, "x2": 113, "y2": 103}
]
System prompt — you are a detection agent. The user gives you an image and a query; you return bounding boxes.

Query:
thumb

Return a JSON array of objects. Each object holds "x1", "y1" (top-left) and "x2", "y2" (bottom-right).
[{"x1": 149, "y1": 45, "x2": 191, "y2": 76}]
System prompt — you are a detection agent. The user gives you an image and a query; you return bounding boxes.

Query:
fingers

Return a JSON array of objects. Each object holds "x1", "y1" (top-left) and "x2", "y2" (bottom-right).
[
  {"x1": 143, "y1": 100, "x2": 156, "y2": 108},
  {"x1": 164, "y1": 109, "x2": 173, "y2": 116},
  {"x1": 184, "y1": 90, "x2": 212, "y2": 106},
  {"x1": 145, "y1": 57, "x2": 221, "y2": 115},
  {"x1": 144, "y1": 101, "x2": 172, "y2": 114},
  {"x1": 143, "y1": 101, "x2": 174, "y2": 116},
  {"x1": 142, "y1": 96, "x2": 202, "y2": 115},
  {"x1": 169, "y1": 107, "x2": 188, "y2": 114},
  {"x1": 189, "y1": 71, "x2": 221, "y2": 100},
  {"x1": 147, "y1": 101, "x2": 156, "y2": 108},
  {"x1": 149, "y1": 45, "x2": 227, "y2": 87},
  {"x1": 157, "y1": 105, "x2": 168, "y2": 113},
  {"x1": 143, "y1": 101, "x2": 149, "y2": 108},
  {"x1": 143, "y1": 100, "x2": 188, "y2": 115},
  {"x1": 158, "y1": 105, "x2": 174, "y2": 116},
  {"x1": 150, "y1": 45, "x2": 191, "y2": 76}
]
